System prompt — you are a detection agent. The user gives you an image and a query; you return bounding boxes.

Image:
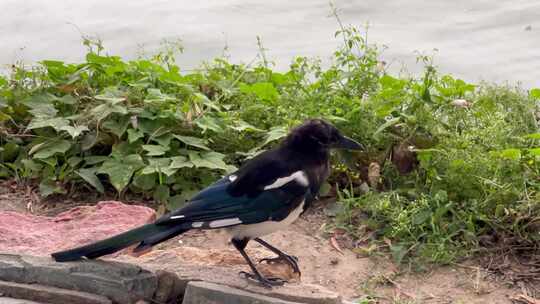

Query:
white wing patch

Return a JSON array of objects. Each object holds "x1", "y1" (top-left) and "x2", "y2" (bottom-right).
[
  {"x1": 170, "y1": 215, "x2": 185, "y2": 219},
  {"x1": 192, "y1": 221, "x2": 203, "y2": 228},
  {"x1": 263, "y1": 170, "x2": 309, "y2": 190},
  {"x1": 209, "y1": 218, "x2": 242, "y2": 228},
  {"x1": 228, "y1": 200, "x2": 305, "y2": 239},
  {"x1": 228, "y1": 175, "x2": 237, "y2": 182}
]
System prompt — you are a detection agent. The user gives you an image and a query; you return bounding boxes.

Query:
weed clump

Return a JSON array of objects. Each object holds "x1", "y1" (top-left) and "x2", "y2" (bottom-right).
[{"x1": 0, "y1": 26, "x2": 538, "y2": 264}]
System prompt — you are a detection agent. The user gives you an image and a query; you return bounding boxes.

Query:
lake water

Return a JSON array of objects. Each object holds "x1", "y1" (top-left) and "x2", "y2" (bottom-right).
[{"x1": 1, "y1": 0, "x2": 539, "y2": 87}]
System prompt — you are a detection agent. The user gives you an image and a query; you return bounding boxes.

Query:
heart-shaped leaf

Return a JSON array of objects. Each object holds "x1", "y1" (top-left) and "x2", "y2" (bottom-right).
[
  {"x1": 59, "y1": 125, "x2": 89, "y2": 139},
  {"x1": 259, "y1": 126, "x2": 287, "y2": 148},
  {"x1": 142, "y1": 158, "x2": 178, "y2": 176},
  {"x1": 132, "y1": 173, "x2": 156, "y2": 190},
  {"x1": 77, "y1": 168, "x2": 105, "y2": 193},
  {"x1": 31, "y1": 140, "x2": 72, "y2": 159},
  {"x1": 142, "y1": 145, "x2": 170, "y2": 156},
  {"x1": 39, "y1": 179, "x2": 66, "y2": 197},
  {"x1": 127, "y1": 129, "x2": 144, "y2": 143},
  {"x1": 173, "y1": 135, "x2": 210, "y2": 150},
  {"x1": 153, "y1": 184, "x2": 170, "y2": 204},
  {"x1": 99, "y1": 154, "x2": 145, "y2": 193},
  {"x1": 188, "y1": 151, "x2": 236, "y2": 172},
  {"x1": 27, "y1": 117, "x2": 70, "y2": 131},
  {"x1": 169, "y1": 156, "x2": 193, "y2": 169},
  {"x1": 102, "y1": 115, "x2": 130, "y2": 137}
]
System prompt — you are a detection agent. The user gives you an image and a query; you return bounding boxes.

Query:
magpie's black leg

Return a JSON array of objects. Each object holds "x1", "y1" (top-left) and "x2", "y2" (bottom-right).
[
  {"x1": 254, "y1": 238, "x2": 301, "y2": 275},
  {"x1": 231, "y1": 238, "x2": 286, "y2": 288}
]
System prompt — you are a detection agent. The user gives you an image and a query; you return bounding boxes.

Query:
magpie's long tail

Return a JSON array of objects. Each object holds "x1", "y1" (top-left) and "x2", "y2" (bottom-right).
[{"x1": 51, "y1": 223, "x2": 190, "y2": 262}]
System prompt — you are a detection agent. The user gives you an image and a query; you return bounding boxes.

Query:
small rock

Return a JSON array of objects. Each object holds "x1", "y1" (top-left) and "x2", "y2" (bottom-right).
[
  {"x1": 358, "y1": 182, "x2": 370, "y2": 194},
  {"x1": 0, "y1": 298, "x2": 46, "y2": 304},
  {"x1": 154, "y1": 270, "x2": 182, "y2": 303},
  {"x1": 330, "y1": 258, "x2": 339, "y2": 266},
  {"x1": 323, "y1": 202, "x2": 344, "y2": 217},
  {"x1": 525, "y1": 25, "x2": 532, "y2": 31},
  {"x1": 0, "y1": 254, "x2": 157, "y2": 304},
  {"x1": 0, "y1": 280, "x2": 112, "y2": 304}
]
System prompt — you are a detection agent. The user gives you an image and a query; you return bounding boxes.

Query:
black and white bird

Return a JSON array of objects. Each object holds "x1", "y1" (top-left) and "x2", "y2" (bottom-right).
[{"x1": 51, "y1": 119, "x2": 363, "y2": 287}]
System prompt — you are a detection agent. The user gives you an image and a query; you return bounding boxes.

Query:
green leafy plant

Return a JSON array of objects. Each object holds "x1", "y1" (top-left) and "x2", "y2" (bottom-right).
[{"x1": 0, "y1": 20, "x2": 538, "y2": 265}]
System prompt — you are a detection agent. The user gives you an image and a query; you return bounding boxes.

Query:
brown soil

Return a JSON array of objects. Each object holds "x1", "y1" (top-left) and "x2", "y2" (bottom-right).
[
  {"x1": 1, "y1": 180, "x2": 537, "y2": 304},
  {"x1": 0, "y1": 179, "x2": 160, "y2": 215},
  {"x1": 168, "y1": 210, "x2": 524, "y2": 304}
]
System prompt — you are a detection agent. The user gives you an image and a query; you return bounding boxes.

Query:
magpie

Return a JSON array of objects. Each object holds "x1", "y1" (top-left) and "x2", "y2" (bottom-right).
[{"x1": 51, "y1": 119, "x2": 363, "y2": 287}]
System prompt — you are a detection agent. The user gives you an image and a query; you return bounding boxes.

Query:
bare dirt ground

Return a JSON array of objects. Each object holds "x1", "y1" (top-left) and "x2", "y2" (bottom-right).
[
  {"x1": 1, "y1": 180, "x2": 538, "y2": 304},
  {"x1": 168, "y1": 209, "x2": 524, "y2": 304}
]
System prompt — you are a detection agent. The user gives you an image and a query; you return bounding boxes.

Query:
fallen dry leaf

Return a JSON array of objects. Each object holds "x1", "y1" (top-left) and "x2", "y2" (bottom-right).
[
  {"x1": 511, "y1": 294, "x2": 540, "y2": 304},
  {"x1": 330, "y1": 236, "x2": 344, "y2": 255}
]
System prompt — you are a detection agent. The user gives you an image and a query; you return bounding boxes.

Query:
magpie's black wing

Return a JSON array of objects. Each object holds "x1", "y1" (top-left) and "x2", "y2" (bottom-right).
[
  {"x1": 155, "y1": 153, "x2": 309, "y2": 228},
  {"x1": 51, "y1": 152, "x2": 309, "y2": 262}
]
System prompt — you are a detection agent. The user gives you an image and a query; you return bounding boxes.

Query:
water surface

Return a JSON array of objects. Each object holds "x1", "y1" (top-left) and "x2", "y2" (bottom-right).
[{"x1": 1, "y1": 0, "x2": 539, "y2": 87}]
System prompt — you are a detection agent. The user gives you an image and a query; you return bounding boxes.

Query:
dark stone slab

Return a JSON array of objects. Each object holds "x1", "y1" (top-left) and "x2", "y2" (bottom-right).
[
  {"x1": 0, "y1": 280, "x2": 112, "y2": 304},
  {"x1": 0, "y1": 254, "x2": 157, "y2": 304},
  {"x1": 182, "y1": 281, "x2": 303, "y2": 304}
]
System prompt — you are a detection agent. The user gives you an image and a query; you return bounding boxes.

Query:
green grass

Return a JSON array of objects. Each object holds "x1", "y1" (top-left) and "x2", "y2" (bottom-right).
[{"x1": 0, "y1": 24, "x2": 538, "y2": 265}]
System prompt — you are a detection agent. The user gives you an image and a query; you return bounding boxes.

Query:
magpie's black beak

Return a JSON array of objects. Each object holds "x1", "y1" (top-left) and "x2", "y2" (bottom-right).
[{"x1": 333, "y1": 135, "x2": 364, "y2": 150}]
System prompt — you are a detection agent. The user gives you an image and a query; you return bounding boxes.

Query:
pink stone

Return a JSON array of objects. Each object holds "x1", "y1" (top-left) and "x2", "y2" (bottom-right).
[{"x1": 0, "y1": 201, "x2": 155, "y2": 256}]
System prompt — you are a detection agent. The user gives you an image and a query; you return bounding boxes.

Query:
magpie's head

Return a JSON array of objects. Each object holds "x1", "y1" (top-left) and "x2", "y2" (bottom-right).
[{"x1": 283, "y1": 119, "x2": 364, "y2": 152}]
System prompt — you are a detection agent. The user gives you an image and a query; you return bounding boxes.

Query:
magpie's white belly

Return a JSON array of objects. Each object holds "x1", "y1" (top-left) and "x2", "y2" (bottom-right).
[{"x1": 227, "y1": 201, "x2": 305, "y2": 239}]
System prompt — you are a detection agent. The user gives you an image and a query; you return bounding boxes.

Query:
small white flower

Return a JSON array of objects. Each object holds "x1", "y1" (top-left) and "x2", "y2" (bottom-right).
[
  {"x1": 451, "y1": 99, "x2": 471, "y2": 108},
  {"x1": 130, "y1": 115, "x2": 138, "y2": 128},
  {"x1": 361, "y1": 92, "x2": 370, "y2": 101}
]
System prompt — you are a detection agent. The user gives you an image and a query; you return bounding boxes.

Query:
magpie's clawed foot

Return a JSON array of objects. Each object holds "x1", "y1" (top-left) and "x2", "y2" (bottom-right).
[
  {"x1": 239, "y1": 271, "x2": 286, "y2": 288},
  {"x1": 259, "y1": 254, "x2": 301, "y2": 274}
]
